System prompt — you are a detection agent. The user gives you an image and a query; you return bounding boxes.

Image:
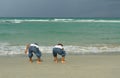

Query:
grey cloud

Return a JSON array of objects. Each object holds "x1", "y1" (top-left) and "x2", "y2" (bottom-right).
[{"x1": 0, "y1": 0, "x2": 120, "y2": 17}]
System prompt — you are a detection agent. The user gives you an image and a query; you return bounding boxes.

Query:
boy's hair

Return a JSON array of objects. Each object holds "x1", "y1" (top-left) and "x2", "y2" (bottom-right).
[
  {"x1": 34, "y1": 43, "x2": 38, "y2": 45},
  {"x1": 57, "y1": 43, "x2": 63, "y2": 46}
]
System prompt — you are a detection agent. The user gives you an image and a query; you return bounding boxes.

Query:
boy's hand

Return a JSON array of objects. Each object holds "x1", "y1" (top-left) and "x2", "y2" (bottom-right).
[{"x1": 25, "y1": 50, "x2": 28, "y2": 54}]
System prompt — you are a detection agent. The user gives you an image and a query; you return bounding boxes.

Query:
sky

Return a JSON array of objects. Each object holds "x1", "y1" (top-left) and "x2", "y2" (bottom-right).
[{"x1": 0, "y1": 0, "x2": 120, "y2": 18}]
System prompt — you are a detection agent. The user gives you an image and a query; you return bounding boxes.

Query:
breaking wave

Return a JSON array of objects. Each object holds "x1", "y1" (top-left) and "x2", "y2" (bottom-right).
[
  {"x1": 1, "y1": 18, "x2": 120, "y2": 24},
  {"x1": 0, "y1": 43, "x2": 120, "y2": 55}
]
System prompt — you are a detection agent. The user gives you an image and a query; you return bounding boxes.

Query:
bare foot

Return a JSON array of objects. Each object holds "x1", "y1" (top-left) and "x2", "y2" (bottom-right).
[
  {"x1": 54, "y1": 60, "x2": 58, "y2": 63},
  {"x1": 29, "y1": 60, "x2": 33, "y2": 63},
  {"x1": 29, "y1": 58, "x2": 33, "y2": 63},
  {"x1": 54, "y1": 57, "x2": 58, "y2": 63},
  {"x1": 37, "y1": 61, "x2": 41, "y2": 64},
  {"x1": 61, "y1": 61, "x2": 65, "y2": 64}
]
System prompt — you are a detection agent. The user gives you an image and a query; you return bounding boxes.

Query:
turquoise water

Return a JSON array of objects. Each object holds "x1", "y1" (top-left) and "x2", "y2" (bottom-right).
[{"x1": 0, "y1": 18, "x2": 120, "y2": 55}]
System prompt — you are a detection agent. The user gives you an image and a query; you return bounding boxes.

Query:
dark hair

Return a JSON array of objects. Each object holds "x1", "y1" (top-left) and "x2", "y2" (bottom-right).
[
  {"x1": 57, "y1": 43, "x2": 63, "y2": 46},
  {"x1": 34, "y1": 43, "x2": 38, "y2": 45}
]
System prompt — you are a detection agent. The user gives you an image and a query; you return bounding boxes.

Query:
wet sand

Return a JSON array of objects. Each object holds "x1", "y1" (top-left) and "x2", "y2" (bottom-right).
[{"x1": 0, "y1": 54, "x2": 120, "y2": 78}]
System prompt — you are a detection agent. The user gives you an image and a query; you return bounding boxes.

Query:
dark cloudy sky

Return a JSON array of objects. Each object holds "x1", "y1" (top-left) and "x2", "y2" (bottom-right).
[{"x1": 0, "y1": 0, "x2": 120, "y2": 17}]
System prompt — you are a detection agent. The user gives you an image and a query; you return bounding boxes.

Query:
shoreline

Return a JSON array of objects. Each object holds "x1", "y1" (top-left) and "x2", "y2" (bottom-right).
[
  {"x1": 0, "y1": 54, "x2": 120, "y2": 78},
  {"x1": 1, "y1": 51, "x2": 120, "y2": 56}
]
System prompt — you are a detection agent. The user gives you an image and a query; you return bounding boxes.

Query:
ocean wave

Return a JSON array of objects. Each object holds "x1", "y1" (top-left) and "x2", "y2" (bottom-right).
[
  {"x1": 0, "y1": 18, "x2": 120, "y2": 23},
  {"x1": 0, "y1": 43, "x2": 120, "y2": 55},
  {"x1": 0, "y1": 19, "x2": 50, "y2": 24}
]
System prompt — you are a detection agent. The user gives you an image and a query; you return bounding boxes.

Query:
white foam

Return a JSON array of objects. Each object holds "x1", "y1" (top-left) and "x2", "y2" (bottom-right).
[
  {"x1": 1, "y1": 19, "x2": 120, "y2": 24},
  {"x1": 0, "y1": 43, "x2": 120, "y2": 55}
]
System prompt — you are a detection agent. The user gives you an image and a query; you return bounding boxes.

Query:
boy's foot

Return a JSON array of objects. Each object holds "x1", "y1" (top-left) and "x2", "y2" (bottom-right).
[
  {"x1": 61, "y1": 61, "x2": 65, "y2": 64},
  {"x1": 54, "y1": 57, "x2": 58, "y2": 63},
  {"x1": 29, "y1": 58, "x2": 33, "y2": 63},
  {"x1": 54, "y1": 60, "x2": 58, "y2": 63},
  {"x1": 37, "y1": 58, "x2": 41, "y2": 64},
  {"x1": 29, "y1": 60, "x2": 33, "y2": 63},
  {"x1": 37, "y1": 61, "x2": 41, "y2": 64}
]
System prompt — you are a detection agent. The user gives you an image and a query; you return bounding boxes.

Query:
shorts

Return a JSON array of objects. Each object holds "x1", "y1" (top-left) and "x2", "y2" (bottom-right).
[
  {"x1": 53, "y1": 48, "x2": 66, "y2": 57},
  {"x1": 28, "y1": 46, "x2": 41, "y2": 58}
]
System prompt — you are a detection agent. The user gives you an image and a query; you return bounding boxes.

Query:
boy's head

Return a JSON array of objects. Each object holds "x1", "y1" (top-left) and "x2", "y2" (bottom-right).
[
  {"x1": 34, "y1": 43, "x2": 38, "y2": 45},
  {"x1": 57, "y1": 43, "x2": 63, "y2": 46}
]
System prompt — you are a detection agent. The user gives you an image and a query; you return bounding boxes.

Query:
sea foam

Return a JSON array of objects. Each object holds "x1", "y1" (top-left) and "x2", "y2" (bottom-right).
[
  {"x1": 0, "y1": 43, "x2": 120, "y2": 55},
  {"x1": 1, "y1": 18, "x2": 120, "y2": 24}
]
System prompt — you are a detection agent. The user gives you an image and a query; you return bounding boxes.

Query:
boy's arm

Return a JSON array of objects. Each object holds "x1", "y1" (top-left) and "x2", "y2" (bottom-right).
[{"x1": 25, "y1": 44, "x2": 30, "y2": 54}]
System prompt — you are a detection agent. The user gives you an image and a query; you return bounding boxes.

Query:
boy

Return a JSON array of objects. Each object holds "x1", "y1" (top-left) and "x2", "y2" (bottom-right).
[
  {"x1": 53, "y1": 43, "x2": 66, "y2": 63},
  {"x1": 25, "y1": 43, "x2": 42, "y2": 64}
]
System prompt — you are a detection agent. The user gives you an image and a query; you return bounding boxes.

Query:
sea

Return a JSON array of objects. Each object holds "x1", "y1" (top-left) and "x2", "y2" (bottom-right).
[{"x1": 0, "y1": 17, "x2": 120, "y2": 55}]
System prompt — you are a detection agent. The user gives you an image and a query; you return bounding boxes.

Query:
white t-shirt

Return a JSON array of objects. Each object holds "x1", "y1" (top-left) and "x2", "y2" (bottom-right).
[
  {"x1": 30, "y1": 44, "x2": 39, "y2": 48},
  {"x1": 54, "y1": 45, "x2": 63, "y2": 49}
]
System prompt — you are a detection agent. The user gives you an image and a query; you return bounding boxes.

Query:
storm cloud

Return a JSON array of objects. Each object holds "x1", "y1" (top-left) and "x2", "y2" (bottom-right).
[{"x1": 0, "y1": 0, "x2": 120, "y2": 17}]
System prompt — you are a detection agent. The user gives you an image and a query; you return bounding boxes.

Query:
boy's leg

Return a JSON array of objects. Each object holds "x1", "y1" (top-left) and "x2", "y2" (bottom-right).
[
  {"x1": 35, "y1": 50, "x2": 42, "y2": 64},
  {"x1": 61, "y1": 50, "x2": 66, "y2": 63},
  {"x1": 53, "y1": 49, "x2": 58, "y2": 63},
  {"x1": 61, "y1": 56, "x2": 65, "y2": 63},
  {"x1": 29, "y1": 57, "x2": 33, "y2": 63},
  {"x1": 28, "y1": 51, "x2": 33, "y2": 63},
  {"x1": 54, "y1": 56, "x2": 58, "y2": 63}
]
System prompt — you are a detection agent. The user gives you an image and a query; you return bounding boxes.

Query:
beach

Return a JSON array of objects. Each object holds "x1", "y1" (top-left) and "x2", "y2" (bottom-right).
[
  {"x1": 0, "y1": 54, "x2": 120, "y2": 78},
  {"x1": 1, "y1": 17, "x2": 120, "y2": 78}
]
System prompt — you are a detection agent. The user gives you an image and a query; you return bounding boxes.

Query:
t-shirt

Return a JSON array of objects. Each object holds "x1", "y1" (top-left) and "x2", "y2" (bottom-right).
[
  {"x1": 54, "y1": 45, "x2": 63, "y2": 49},
  {"x1": 30, "y1": 44, "x2": 39, "y2": 48}
]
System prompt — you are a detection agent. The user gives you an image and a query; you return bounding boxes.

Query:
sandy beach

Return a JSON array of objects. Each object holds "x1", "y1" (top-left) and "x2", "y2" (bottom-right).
[{"x1": 0, "y1": 54, "x2": 120, "y2": 78}]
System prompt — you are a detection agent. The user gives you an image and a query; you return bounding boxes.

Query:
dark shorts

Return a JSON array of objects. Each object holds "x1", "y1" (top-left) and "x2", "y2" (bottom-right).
[
  {"x1": 53, "y1": 48, "x2": 66, "y2": 57},
  {"x1": 28, "y1": 46, "x2": 41, "y2": 58}
]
